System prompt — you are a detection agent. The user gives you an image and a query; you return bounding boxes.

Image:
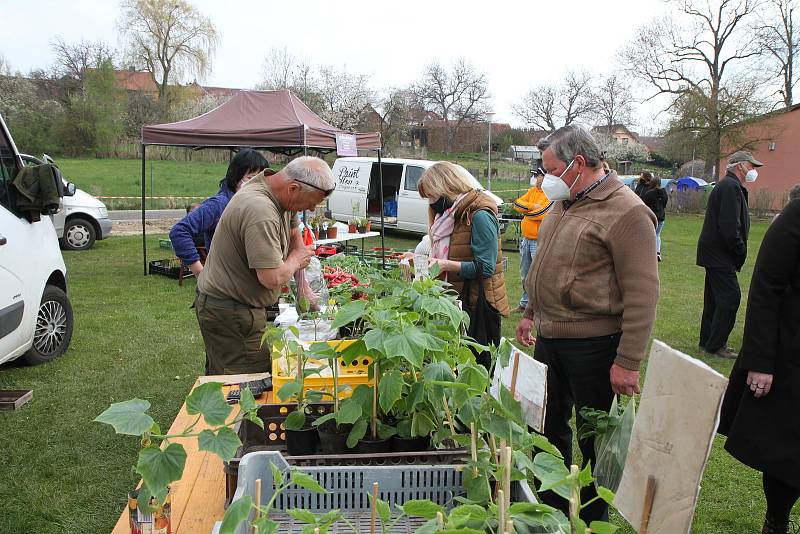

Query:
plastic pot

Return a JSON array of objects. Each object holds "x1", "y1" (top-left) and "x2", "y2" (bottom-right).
[
  {"x1": 348, "y1": 224, "x2": 357, "y2": 233},
  {"x1": 318, "y1": 228, "x2": 328, "y2": 240},
  {"x1": 317, "y1": 421, "x2": 353, "y2": 455},
  {"x1": 327, "y1": 226, "x2": 338, "y2": 239},
  {"x1": 391, "y1": 435, "x2": 431, "y2": 452},
  {"x1": 357, "y1": 225, "x2": 367, "y2": 234},
  {"x1": 355, "y1": 436, "x2": 391, "y2": 454},
  {"x1": 285, "y1": 426, "x2": 319, "y2": 456}
]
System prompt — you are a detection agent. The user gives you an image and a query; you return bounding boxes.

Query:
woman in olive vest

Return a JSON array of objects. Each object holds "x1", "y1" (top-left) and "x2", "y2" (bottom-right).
[{"x1": 417, "y1": 162, "x2": 510, "y2": 368}]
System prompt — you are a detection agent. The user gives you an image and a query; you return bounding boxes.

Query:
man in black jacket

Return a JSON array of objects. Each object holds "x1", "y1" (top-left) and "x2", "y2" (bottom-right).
[{"x1": 697, "y1": 151, "x2": 763, "y2": 359}]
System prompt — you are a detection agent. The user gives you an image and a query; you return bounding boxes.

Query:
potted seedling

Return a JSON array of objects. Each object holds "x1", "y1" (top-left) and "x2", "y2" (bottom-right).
[
  {"x1": 265, "y1": 326, "x2": 324, "y2": 456},
  {"x1": 326, "y1": 219, "x2": 338, "y2": 239},
  {"x1": 356, "y1": 217, "x2": 371, "y2": 234},
  {"x1": 319, "y1": 220, "x2": 329, "y2": 240}
]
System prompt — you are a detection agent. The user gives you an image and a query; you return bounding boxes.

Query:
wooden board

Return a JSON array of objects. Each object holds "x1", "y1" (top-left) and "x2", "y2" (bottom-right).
[
  {"x1": 0, "y1": 390, "x2": 33, "y2": 410},
  {"x1": 110, "y1": 378, "x2": 272, "y2": 534}
]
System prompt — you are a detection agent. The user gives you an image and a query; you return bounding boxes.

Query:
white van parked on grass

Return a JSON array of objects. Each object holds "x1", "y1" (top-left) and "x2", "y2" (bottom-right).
[
  {"x1": 328, "y1": 157, "x2": 504, "y2": 234},
  {"x1": 0, "y1": 114, "x2": 74, "y2": 365}
]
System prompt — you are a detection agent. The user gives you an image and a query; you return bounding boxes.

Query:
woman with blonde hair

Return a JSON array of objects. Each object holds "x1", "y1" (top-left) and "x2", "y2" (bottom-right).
[{"x1": 417, "y1": 162, "x2": 510, "y2": 368}]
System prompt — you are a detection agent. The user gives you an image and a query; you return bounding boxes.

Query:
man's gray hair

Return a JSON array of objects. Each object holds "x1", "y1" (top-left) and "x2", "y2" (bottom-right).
[
  {"x1": 537, "y1": 124, "x2": 603, "y2": 168},
  {"x1": 284, "y1": 156, "x2": 335, "y2": 192},
  {"x1": 789, "y1": 183, "x2": 800, "y2": 201}
]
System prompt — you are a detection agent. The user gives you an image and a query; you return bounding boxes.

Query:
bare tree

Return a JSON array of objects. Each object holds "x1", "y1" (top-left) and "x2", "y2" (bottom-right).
[
  {"x1": 757, "y1": 0, "x2": 800, "y2": 107},
  {"x1": 0, "y1": 53, "x2": 11, "y2": 76},
  {"x1": 622, "y1": 0, "x2": 764, "y2": 176},
  {"x1": 413, "y1": 59, "x2": 490, "y2": 153},
  {"x1": 512, "y1": 71, "x2": 594, "y2": 132},
  {"x1": 373, "y1": 87, "x2": 412, "y2": 150},
  {"x1": 593, "y1": 74, "x2": 637, "y2": 128},
  {"x1": 315, "y1": 66, "x2": 374, "y2": 131},
  {"x1": 257, "y1": 47, "x2": 319, "y2": 108},
  {"x1": 51, "y1": 37, "x2": 116, "y2": 81},
  {"x1": 118, "y1": 0, "x2": 218, "y2": 116}
]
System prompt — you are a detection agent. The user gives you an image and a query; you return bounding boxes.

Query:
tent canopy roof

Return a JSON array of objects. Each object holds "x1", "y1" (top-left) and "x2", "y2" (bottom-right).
[{"x1": 141, "y1": 89, "x2": 380, "y2": 152}]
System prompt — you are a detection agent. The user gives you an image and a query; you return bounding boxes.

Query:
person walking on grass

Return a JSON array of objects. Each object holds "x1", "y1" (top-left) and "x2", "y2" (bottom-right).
[
  {"x1": 718, "y1": 198, "x2": 800, "y2": 534},
  {"x1": 697, "y1": 151, "x2": 762, "y2": 359},
  {"x1": 512, "y1": 165, "x2": 553, "y2": 311},
  {"x1": 515, "y1": 124, "x2": 659, "y2": 524},
  {"x1": 640, "y1": 171, "x2": 668, "y2": 261}
]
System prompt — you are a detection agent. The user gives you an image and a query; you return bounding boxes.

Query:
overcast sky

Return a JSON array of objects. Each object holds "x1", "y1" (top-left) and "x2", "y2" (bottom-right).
[{"x1": 0, "y1": 0, "x2": 670, "y2": 132}]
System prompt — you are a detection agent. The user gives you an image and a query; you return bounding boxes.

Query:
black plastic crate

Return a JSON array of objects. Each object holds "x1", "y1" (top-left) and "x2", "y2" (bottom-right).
[{"x1": 148, "y1": 258, "x2": 193, "y2": 280}]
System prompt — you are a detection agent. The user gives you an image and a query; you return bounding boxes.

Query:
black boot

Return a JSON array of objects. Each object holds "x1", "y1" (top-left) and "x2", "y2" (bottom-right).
[{"x1": 762, "y1": 515, "x2": 789, "y2": 534}]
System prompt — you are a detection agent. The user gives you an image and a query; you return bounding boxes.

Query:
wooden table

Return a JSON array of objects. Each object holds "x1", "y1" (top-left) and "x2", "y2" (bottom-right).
[{"x1": 110, "y1": 375, "x2": 272, "y2": 534}]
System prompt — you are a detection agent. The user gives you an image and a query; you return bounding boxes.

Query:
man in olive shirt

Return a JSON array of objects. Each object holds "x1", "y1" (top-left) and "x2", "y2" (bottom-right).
[{"x1": 195, "y1": 156, "x2": 335, "y2": 375}]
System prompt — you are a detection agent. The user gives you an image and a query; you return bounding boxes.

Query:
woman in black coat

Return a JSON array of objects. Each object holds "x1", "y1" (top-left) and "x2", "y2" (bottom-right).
[
  {"x1": 719, "y1": 198, "x2": 800, "y2": 534},
  {"x1": 640, "y1": 173, "x2": 668, "y2": 261}
]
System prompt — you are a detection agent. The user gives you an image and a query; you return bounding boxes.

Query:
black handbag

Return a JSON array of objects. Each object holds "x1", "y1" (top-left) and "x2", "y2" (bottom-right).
[{"x1": 463, "y1": 275, "x2": 501, "y2": 370}]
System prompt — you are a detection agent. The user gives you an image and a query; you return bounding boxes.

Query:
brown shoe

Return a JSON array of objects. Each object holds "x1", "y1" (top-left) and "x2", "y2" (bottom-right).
[{"x1": 712, "y1": 346, "x2": 738, "y2": 359}]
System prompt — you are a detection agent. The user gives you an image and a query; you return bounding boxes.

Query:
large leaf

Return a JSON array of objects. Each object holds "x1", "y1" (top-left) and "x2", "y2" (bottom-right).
[
  {"x1": 464, "y1": 472, "x2": 491, "y2": 504},
  {"x1": 276, "y1": 381, "x2": 302, "y2": 402},
  {"x1": 136, "y1": 443, "x2": 187, "y2": 493},
  {"x1": 251, "y1": 516, "x2": 279, "y2": 534},
  {"x1": 186, "y1": 382, "x2": 232, "y2": 426},
  {"x1": 406, "y1": 382, "x2": 425, "y2": 413},
  {"x1": 448, "y1": 504, "x2": 489, "y2": 524},
  {"x1": 400, "y1": 499, "x2": 443, "y2": 519},
  {"x1": 378, "y1": 370, "x2": 404, "y2": 414},
  {"x1": 422, "y1": 361, "x2": 455, "y2": 398},
  {"x1": 331, "y1": 300, "x2": 367, "y2": 329},
  {"x1": 596, "y1": 486, "x2": 616, "y2": 505},
  {"x1": 239, "y1": 387, "x2": 258, "y2": 414},
  {"x1": 456, "y1": 396, "x2": 482, "y2": 426},
  {"x1": 287, "y1": 508, "x2": 318, "y2": 524},
  {"x1": 284, "y1": 410, "x2": 306, "y2": 431},
  {"x1": 336, "y1": 399, "x2": 362, "y2": 425},
  {"x1": 346, "y1": 419, "x2": 368, "y2": 448},
  {"x1": 384, "y1": 332, "x2": 422, "y2": 368},
  {"x1": 198, "y1": 427, "x2": 242, "y2": 462},
  {"x1": 371, "y1": 496, "x2": 391, "y2": 523},
  {"x1": 363, "y1": 328, "x2": 386, "y2": 354},
  {"x1": 292, "y1": 471, "x2": 328, "y2": 494},
  {"x1": 589, "y1": 521, "x2": 620, "y2": 534},
  {"x1": 94, "y1": 399, "x2": 154, "y2": 436},
  {"x1": 498, "y1": 384, "x2": 524, "y2": 425},
  {"x1": 218, "y1": 495, "x2": 253, "y2": 534},
  {"x1": 533, "y1": 452, "x2": 571, "y2": 499}
]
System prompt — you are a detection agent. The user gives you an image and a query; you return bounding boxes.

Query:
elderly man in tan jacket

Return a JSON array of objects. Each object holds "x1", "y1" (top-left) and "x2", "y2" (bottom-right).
[{"x1": 516, "y1": 124, "x2": 659, "y2": 524}]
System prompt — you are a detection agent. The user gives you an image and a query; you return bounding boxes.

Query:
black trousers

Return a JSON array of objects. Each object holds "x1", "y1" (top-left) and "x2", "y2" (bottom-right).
[
  {"x1": 533, "y1": 333, "x2": 621, "y2": 524},
  {"x1": 699, "y1": 267, "x2": 741, "y2": 353}
]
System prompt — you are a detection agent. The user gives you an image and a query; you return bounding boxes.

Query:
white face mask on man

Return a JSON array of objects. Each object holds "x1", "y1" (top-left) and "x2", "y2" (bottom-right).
[
  {"x1": 541, "y1": 159, "x2": 578, "y2": 201},
  {"x1": 745, "y1": 168, "x2": 758, "y2": 182}
]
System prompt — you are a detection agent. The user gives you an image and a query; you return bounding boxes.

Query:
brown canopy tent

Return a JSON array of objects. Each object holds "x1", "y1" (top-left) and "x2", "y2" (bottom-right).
[{"x1": 139, "y1": 89, "x2": 384, "y2": 274}]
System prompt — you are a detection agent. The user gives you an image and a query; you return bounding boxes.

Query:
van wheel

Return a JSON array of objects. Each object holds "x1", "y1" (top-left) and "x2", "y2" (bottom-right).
[
  {"x1": 61, "y1": 218, "x2": 96, "y2": 250},
  {"x1": 22, "y1": 286, "x2": 74, "y2": 365}
]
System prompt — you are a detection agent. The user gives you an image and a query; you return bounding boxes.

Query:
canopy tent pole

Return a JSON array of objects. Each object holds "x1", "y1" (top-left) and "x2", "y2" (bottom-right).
[
  {"x1": 378, "y1": 148, "x2": 385, "y2": 269},
  {"x1": 141, "y1": 144, "x2": 147, "y2": 275}
]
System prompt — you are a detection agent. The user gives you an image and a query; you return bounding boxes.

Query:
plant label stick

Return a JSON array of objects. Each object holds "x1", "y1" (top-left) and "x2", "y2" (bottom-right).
[
  {"x1": 640, "y1": 475, "x2": 657, "y2": 534},
  {"x1": 470, "y1": 423, "x2": 478, "y2": 477},
  {"x1": 510, "y1": 351, "x2": 520, "y2": 397},
  {"x1": 370, "y1": 482, "x2": 379, "y2": 534},
  {"x1": 498, "y1": 489, "x2": 506, "y2": 533}
]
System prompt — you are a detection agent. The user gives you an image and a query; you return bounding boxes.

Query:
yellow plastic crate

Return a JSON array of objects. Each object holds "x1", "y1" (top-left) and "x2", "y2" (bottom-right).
[{"x1": 272, "y1": 339, "x2": 373, "y2": 402}]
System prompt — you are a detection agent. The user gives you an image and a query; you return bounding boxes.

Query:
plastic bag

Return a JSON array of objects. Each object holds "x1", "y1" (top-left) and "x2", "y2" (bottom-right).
[
  {"x1": 293, "y1": 257, "x2": 329, "y2": 313},
  {"x1": 579, "y1": 395, "x2": 636, "y2": 492}
]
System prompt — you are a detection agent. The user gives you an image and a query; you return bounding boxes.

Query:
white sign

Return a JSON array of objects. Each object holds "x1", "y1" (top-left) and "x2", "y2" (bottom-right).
[
  {"x1": 614, "y1": 340, "x2": 728, "y2": 534},
  {"x1": 490, "y1": 338, "x2": 547, "y2": 432},
  {"x1": 336, "y1": 133, "x2": 358, "y2": 156},
  {"x1": 334, "y1": 161, "x2": 371, "y2": 194}
]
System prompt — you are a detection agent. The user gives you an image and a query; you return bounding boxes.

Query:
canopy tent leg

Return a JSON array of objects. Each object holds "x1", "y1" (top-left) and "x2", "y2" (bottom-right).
[
  {"x1": 378, "y1": 149, "x2": 385, "y2": 269},
  {"x1": 141, "y1": 144, "x2": 147, "y2": 275}
]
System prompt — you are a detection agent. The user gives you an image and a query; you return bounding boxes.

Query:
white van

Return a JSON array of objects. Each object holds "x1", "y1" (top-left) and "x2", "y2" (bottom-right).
[
  {"x1": 328, "y1": 157, "x2": 503, "y2": 234},
  {"x1": 0, "y1": 114, "x2": 74, "y2": 365}
]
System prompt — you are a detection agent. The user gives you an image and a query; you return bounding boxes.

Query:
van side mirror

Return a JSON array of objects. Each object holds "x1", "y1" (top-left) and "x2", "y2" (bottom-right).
[{"x1": 65, "y1": 182, "x2": 76, "y2": 196}]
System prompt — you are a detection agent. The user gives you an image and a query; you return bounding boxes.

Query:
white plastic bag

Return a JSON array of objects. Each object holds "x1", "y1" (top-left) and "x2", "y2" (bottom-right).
[{"x1": 293, "y1": 257, "x2": 329, "y2": 313}]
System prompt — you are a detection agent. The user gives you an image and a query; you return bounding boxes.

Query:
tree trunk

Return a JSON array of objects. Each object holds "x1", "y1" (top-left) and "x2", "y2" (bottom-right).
[{"x1": 445, "y1": 123, "x2": 454, "y2": 154}]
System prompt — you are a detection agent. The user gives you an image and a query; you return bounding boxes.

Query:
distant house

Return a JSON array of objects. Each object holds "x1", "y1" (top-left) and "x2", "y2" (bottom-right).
[
  {"x1": 722, "y1": 103, "x2": 800, "y2": 202},
  {"x1": 411, "y1": 117, "x2": 511, "y2": 152},
  {"x1": 112, "y1": 69, "x2": 159, "y2": 95},
  {"x1": 639, "y1": 136, "x2": 665, "y2": 153},
  {"x1": 508, "y1": 145, "x2": 541, "y2": 162},
  {"x1": 592, "y1": 124, "x2": 640, "y2": 145}
]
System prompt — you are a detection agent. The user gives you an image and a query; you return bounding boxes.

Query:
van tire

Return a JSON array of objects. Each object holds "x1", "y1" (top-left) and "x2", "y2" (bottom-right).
[
  {"x1": 22, "y1": 285, "x2": 74, "y2": 365},
  {"x1": 61, "y1": 217, "x2": 96, "y2": 251}
]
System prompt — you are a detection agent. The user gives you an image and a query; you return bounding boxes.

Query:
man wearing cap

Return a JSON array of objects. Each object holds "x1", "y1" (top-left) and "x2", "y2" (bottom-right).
[
  {"x1": 697, "y1": 151, "x2": 763, "y2": 359},
  {"x1": 195, "y1": 156, "x2": 335, "y2": 375}
]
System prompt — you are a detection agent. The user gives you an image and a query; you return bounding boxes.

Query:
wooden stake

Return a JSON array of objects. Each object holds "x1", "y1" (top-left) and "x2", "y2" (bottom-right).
[
  {"x1": 314, "y1": 529, "x2": 320, "y2": 534},
  {"x1": 442, "y1": 395, "x2": 456, "y2": 434},
  {"x1": 640, "y1": 475, "x2": 657, "y2": 534},
  {"x1": 498, "y1": 489, "x2": 506, "y2": 534},
  {"x1": 370, "y1": 482, "x2": 379, "y2": 534},
  {"x1": 372, "y1": 362, "x2": 379, "y2": 439},
  {"x1": 502, "y1": 446, "x2": 512, "y2": 525},
  {"x1": 585, "y1": 529, "x2": 592, "y2": 534},
  {"x1": 506, "y1": 519, "x2": 514, "y2": 534},
  {"x1": 509, "y1": 351, "x2": 520, "y2": 397},
  {"x1": 470, "y1": 423, "x2": 478, "y2": 477},
  {"x1": 436, "y1": 511, "x2": 445, "y2": 529},
  {"x1": 569, "y1": 465, "x2": 580, "y2": 534},
  {"x1": 252, "y1": 477, "x2": 262, "y2": 534}
]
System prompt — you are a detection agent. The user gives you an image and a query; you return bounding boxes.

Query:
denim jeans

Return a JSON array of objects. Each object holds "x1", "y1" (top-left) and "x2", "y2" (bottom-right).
[
  {"x1": 655, "y1": 220, "x2": 665, "y2": 253},
  {"x1": 519, "y1": 237, "x2": 538, "y2": 308}
]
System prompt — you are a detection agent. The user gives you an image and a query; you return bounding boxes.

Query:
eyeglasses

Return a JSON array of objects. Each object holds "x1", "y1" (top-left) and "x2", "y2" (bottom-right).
[
  {"x1": 530, "y1": 167, "x2": 545, "y2": 176},
  {"x1": 294, "y1": 179, "x2": 336, "y2": 196}
]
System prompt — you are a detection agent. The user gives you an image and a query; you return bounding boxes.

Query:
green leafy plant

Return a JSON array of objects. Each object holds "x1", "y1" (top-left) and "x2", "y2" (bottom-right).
[{"x1": 94, "y1": 382, "x2": 261, "y2": 512}]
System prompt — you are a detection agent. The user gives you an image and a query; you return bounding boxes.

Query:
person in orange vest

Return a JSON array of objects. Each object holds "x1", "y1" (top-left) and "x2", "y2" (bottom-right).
[{"x1": 513, "y1": 165, "x2": 554, "y2": 311}]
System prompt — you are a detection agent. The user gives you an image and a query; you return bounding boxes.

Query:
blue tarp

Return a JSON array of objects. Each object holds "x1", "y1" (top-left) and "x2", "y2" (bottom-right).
[{"x1": 676, "y1": 177, "x2": 708, "y2": 190}]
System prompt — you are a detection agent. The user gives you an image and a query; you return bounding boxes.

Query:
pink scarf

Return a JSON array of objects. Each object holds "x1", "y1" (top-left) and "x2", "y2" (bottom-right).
[{"x1": 430, "y1": 193, "x2": 467, "y2": 260}]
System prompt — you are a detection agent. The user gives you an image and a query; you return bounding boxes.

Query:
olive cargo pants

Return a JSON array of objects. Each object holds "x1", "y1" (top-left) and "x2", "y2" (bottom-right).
[{"x1": 194, "y1": 293, "x2": 271, "y2": 375}]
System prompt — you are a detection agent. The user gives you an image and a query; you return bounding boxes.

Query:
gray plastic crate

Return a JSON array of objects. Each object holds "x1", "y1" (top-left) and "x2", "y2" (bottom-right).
[{"x1": 213, "y1": 450, "x2": 540, "y2": 534}]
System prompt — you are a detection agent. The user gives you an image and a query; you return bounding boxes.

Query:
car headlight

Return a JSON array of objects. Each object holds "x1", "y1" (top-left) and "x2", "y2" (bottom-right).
[{"x1": 98, "y1": 207, "x2": 108, "y2": 218}]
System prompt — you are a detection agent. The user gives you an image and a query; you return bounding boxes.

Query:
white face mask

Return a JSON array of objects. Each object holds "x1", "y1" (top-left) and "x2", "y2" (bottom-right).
[
  {"x1": 745, "y1": 168, "x2": 758, "y2": 182},
  {"x1": 541, "y1": 159, "x2": 578, "y2": 201}
]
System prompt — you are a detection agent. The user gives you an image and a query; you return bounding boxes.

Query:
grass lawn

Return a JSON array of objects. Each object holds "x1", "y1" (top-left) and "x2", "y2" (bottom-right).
[{"x1": 0, "y1": 214, "x2": 795, "y2": 533}]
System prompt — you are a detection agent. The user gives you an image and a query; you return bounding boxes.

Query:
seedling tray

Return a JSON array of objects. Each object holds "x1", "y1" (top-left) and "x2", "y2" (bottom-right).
[
  {"x1": 223, "y1": 402, "x2": 469, "y2": 505},
  {"x1": 0, "y1": 390, "x2": 32, "y2": 410},
  {"x1": 214, "y1": 450, "x2": 539, "y2": 534},
  {"x1": 148, "y1": 258, "x2": 192, "y2": 280}
]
